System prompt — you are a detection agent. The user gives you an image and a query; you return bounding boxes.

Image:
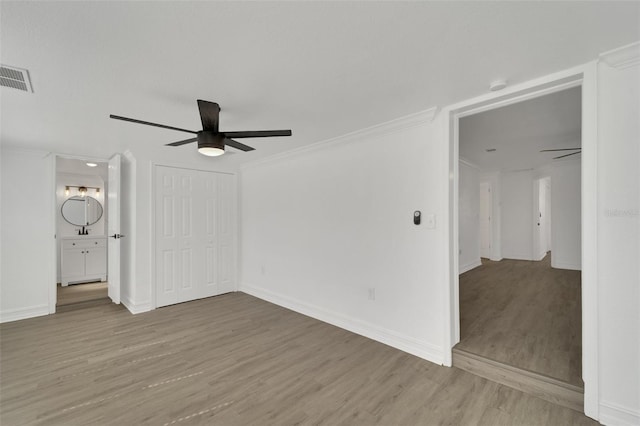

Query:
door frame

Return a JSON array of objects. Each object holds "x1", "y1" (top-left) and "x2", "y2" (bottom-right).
[
  {"x1": 479, "y1": 181, "x2": 492, "y2": 259},
  {"x1": 442, "y1": 62, "x2": 598, "y2": 418},
  {"x1": 51, "y1": 153, "x2": 113, "y2": 313},
  {"x1": 533, "y1": 175, "x2": 552, "y2": 261}
]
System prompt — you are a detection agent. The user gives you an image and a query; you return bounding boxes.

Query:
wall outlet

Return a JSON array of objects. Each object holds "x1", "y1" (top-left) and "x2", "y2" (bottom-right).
[{"x1": 368, "y1": 288, "x2": 376, "y2": 300}]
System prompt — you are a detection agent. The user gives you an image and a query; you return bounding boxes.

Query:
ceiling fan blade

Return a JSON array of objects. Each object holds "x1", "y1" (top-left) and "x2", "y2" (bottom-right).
[
  {"x1": 224, "y1": 138, "x2": 255, "y2": 152},
  {"x1": 165, "y1": 137, "x2": 198, "y2": 147},
  {"x1": 197, "y1": 100, "x2": 220, "y2": 132},
  {"x1": 224, "y1": 130, "x2": 292, "y2": 138},
  {"x1": 540, "y1": 148, "x2": 581, "y2": 152},
  {"x1": 110, "y1": 114, "x2": 198, "y2": 134},
  {"x1": 553, "y1": 151, "x2": 582, "y2": 159}
]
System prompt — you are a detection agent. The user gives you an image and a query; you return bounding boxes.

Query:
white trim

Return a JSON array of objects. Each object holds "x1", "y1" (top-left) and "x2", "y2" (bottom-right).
[
  {"x1": 443, "y1": 62, "x2": 599, "y2": 419},
  {"x1": 600, "y1": 401, "x2": 640, "y2": 426},
  {"x1": 599, "y1": 41, "x2": 640, "y2": 69},
  {"x1": 459, "y1": 157, "x2": 481, "y2": 170},
  {"x1": 459, "y1": 259, "x2": 482, "y2": 274},
  {"x1": 150, "y1": 162, "x2": 157, "y2": 310},
  {"x1": 550, "y1": 261, "x2": 581, "y2": 271},
  {"x1": 240, "y1": 283, "x2": 445, "y2": 365},
  {"x1": 49, "y1": 153, "x2": 58, "y2": 314},
  {"x1": 242, "y1": 107, "x2": 438, "y2": 170},
  {"x1": 501, "y1": 253, "x2": 535, "y2": 261},
  {"x1": 580, "y1": 61, "x2": 599, "y2": 420},
  {"x1": 0, "y1": 304, "x2": 49, "y2": 323},
  {"x1": 121, "y1": 150, "x2": 137, "y2": 309},
  {"x1": 121, "y1": 295, "x2": 151, "y2": 314}
]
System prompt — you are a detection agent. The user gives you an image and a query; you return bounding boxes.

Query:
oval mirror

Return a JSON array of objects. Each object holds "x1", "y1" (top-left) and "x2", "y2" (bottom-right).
[{"x1": 61, "y1": 196, "x2": 104, "y2": 226}]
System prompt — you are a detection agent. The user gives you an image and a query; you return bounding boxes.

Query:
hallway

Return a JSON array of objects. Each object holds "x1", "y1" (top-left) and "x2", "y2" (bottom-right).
[{"x1": 457, "y1": 254, "x2": 582, "y2": 387}]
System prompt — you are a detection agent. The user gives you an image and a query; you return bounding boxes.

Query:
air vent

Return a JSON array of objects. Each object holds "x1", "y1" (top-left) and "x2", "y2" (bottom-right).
[{"x1": 0, "y1": 65, "x2": 33, "y2": 92}]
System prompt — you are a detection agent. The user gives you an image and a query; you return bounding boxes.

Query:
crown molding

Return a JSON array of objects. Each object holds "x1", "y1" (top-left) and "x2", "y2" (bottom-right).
[
  {"x1": 600, "y1": 41, "x2": 640, "y2": 69},
  {"x1": 242, "y1": 106, "x2": 438, "y2": 170}
]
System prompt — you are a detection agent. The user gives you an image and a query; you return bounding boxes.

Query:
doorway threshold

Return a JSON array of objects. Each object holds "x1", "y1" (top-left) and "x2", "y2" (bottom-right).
[{"x1": 453, "y1": 347, "x2": 583, "y2": 412}]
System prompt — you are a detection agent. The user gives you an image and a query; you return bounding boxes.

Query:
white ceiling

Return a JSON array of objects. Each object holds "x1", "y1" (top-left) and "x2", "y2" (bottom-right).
[
  {"x1": 56, "y1": 157, "x2": 108, "y2": 181},
  {"x1": 1, "y1": 2, "x2": 638, "y2": 166},
  {"x1": 460, "y1": 86, "x2": 582, "y2": 172}
]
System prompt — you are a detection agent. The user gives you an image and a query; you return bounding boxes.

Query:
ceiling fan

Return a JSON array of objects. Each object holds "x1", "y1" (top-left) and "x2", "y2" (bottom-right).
[
  {"x1": 540, "y1": 147, "x2": 581, "y2": 159},
  {"x1": 110, "y1": 100, "x2": 292, "y2": 156}
]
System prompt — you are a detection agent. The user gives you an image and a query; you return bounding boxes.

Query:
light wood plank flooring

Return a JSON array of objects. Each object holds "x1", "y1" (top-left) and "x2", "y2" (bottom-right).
[
  {"x1": 0, "y1": 292, "x2": 595, "y2": 425},
  {"x1": 57, "y1": 282, "x2": 108, "y2": 306},
  {"x1": 457, "y1": 254, "x2": 582, "y2": 387}
]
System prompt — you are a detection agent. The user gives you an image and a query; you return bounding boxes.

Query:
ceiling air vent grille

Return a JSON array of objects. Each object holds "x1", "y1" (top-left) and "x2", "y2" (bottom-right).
[{"x1": 0, "y1": 65, "x2": 33, "y2": 92}]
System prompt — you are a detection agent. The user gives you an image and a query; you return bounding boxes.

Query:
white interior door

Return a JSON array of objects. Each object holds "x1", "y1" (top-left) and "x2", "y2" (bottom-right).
[
  {"x1": 538, "y1": 178, "x2": 548, "y2": 256},
  {"x1": 534, "y1": 177, "x2": 551, "y2": 260},
  {"x1": 155, "y1": 166, "x2": 236, "y2": 308},
  {"x1": 479, "y1": 182, "x2": 492, "y2": 259},
  {"x1": 107, "y1": 154, "x2": 121, "y2": 304}
]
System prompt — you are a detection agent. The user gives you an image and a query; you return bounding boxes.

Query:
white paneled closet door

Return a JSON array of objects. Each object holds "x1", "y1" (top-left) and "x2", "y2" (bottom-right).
[
  {"x1": 155, "y1": 166, "x2": 236, "y2": 308},
  {"x1": 217, "y1": 173, "x2": 236, "y2": 293},
  {"x1": 201, "y1": 172, "x2": 219, "y2": 298}
]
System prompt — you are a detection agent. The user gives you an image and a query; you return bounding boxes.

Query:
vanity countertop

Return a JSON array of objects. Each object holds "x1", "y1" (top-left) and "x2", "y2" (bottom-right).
[{"x1": 61, "y1": 235, "x2": 107, "y2": 240}]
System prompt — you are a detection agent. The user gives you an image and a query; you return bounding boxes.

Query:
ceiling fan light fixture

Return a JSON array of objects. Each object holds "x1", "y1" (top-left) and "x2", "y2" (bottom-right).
[{"x1": 197, "y1": 131, "x2": 225, "y2": 157}]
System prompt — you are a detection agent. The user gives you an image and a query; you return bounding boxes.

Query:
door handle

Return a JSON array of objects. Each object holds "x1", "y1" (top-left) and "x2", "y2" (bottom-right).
[{"x1": 110, "y1": 234, "x2": 125, "y2": 239}]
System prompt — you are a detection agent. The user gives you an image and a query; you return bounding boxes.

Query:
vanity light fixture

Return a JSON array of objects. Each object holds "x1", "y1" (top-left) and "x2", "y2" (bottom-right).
[
  {"x1": 66, "y1": 185, "x2": 101, "y2": 197},
  {"x1": 86, "y1": 162, "x2": 98, "y2": 167}
]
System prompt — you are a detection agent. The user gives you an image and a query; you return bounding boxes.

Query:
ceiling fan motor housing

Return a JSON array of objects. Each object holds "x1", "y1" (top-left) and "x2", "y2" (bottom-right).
[{"x1": 198, "y1": 131, "x2": 225, "y2": 156}]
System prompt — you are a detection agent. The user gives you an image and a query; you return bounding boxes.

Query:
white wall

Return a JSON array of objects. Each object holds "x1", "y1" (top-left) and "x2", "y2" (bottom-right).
[
  {"x1": 240, "y1": 110, "x2": 447, "y2": 363},
  {"x1": 500, "y1": 169, "x2": 534, "y2": 260},
  {"x1": 458, "y1": 160, "x2": 481, "y2": 273},
  {"x1": 549, "y1": 161, "x2": 581, "y2": 270},
  {"x1": 1, "y1": 149, "x2": 55, "y2": 322},
  {"x1": 596, "y1": 44, "x2": 640, "y2": 425}
]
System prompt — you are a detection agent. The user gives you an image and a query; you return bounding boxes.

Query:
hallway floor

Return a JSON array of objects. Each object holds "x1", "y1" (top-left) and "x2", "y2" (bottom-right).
[
  {"x1": 57, "y1": 282, "x2": 108, "y2": 306},
  {"x1": 457, "y1": 254, "x2": 582, "y2": 387}
]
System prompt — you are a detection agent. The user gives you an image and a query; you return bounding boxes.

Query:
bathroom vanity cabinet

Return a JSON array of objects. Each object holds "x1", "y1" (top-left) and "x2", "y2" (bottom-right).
[{"x1": 61, "y1": 237, "x2": 107, "y2": 286}]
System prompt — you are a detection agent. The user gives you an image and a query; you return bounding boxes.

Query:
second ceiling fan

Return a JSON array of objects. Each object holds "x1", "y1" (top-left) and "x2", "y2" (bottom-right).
[
  {"x1": 540, "y1": 147, "x2": 581, "y2": 159},
  {"x1": 110, "y1": 100, "x2": 292, "y2": 156}
]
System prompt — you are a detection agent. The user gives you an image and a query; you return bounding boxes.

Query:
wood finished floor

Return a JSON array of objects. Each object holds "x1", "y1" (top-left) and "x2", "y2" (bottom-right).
[
  {"x1": 457, "y1": 254, "x2": 582, "y2": 387},
  {"x1": 57, "y1": 282, "x2": 108, "y2": 306},
  {"x1": 0, "y1": 292, "x2": 596, "y2": 426}
]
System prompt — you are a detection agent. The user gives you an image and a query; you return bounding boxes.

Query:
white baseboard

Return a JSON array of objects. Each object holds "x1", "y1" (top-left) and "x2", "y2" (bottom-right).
[
  {"x1": 600, "y1": 401, "x2": 640, "y2": 426},
  {"x1": 502, "y1": 253, "x2": 535, "y2": 261},
  {"x1": 551, "y1": 260, "x2": 581, "y2": 271},
  {"x1": 0, "y1": 304, "x2": 49, "y2": 323},
  {"x1": 240, "y1": 283, "x2": 445, "y2": 365},
  {"x1": 121, "y1": 295, "x2": 152, "y2": 315},
  {"x1": 459, "y1": 259, "x2": 482, "y2": 274}
]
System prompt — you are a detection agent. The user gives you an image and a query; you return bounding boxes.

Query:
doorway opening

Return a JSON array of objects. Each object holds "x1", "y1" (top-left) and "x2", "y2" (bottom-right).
[
  {"x1": 444, "y1": 63, "x2": 599, "y2": 412},
  {"x1": 55, "y1": 157, "x2": 110, "y2": 310},
  {"x1": 457, "y1": 87, "x2": 582, "y2": 384}
]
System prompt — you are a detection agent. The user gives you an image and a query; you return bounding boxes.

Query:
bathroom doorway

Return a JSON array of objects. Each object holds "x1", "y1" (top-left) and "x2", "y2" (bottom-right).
[{"x1": 55, "y1": 157, "x2": 109, "y2": 310}]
